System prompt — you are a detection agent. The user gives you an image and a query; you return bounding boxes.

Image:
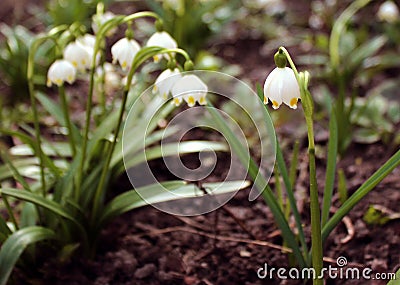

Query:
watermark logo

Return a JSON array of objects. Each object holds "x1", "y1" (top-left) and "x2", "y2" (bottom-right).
[
  {"x1": 257, "y1": 256, "x2": 397, "y2": 281},
  {"x1": 122, "y1": 70, "x2": 276, "y2": 216}
]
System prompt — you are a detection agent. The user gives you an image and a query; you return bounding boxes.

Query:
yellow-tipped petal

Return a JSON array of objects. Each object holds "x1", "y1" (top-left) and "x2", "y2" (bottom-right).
[
  {"x1": 153, "y1": 55, "x2": 160, "y2": 63},
  {"x1": 173, "y1": 98, "x2": 181, "y2": 106},
  {"x1": 122, "y1": 61, "x2": 127, "y2": 69},
  {"x1": 289, "y1": 97, "x2": 298, "y2": 109},
  {"x1": 263, "y1": 96, "x2": 268, "y2": 104},
  {"x1": 47, "y1": 79, "x2": 52, "y2": 87},
  {"x1": 272, "y1": 100, "x2": 280, "y2": 109},
  {"x1": 187, "y1": 96, "x2": 195, "y2": 107},
  {"x1": 152, "y1": 85, "x2": 158, "y2": 93},
  {"x1": 199, "y1": 96, "x2": 206, "y2": 105},
  {"x1": 55, "y1": 79, "x2": 62, "y2": 86},
  {"x1": 163, "y1": 93, "x2": 168, "y2": 99},
  {"x1": 72, "y1": 61, "x2": 78, "y2": 67}
]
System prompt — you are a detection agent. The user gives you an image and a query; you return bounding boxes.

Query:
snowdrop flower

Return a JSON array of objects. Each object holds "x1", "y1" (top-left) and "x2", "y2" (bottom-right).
[
  {"x1": 47, "y1": 59, "x2": 76, "y2": 87},
  {"x1": 64, "y1": 41, "x2": 91, "y2": 71},
  {"x1": 263, "y1": 67, "x2": 300, "y2": 109},
  {"x1": 92, "y1": 11, "x2": 117, "y2": 35},
  {"x1": 77, "y1": 34, "x2": 96, "y2": 48},
  {"x1": 111, "y1": 38, "x2": 141, "y2": 71},
  {"x1": 153, "y1": 68, "x2": 182, "y2": 99},
  {"x1": 377, "y1": 1, "x2": 399, "y2": 23},
  {"x1": 77, "y1": 34, "x2": 100, "y2": 67},
  {"x1": 171, "y1": 74, "x2": 208, "y2": 107},
  {"x1": 146, "y1": 31, "x2": 178, "y2": 62}
]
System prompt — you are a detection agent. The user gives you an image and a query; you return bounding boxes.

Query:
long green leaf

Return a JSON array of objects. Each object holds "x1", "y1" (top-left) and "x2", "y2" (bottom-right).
[
  {"x1": 206, "y1": 103, "x2": 306, "y2": 268},
  {"x1": 322, "y1": 148, "x2": 400, "y2": 242},
  {"x1": 321, "y1": 107, "x2": 338, "y2": 226},
  {"x1": 275, "y1": 141, "x2": 309, "y2": 264},
  {"x1": 0, "y1": 188, "x2": 85, "y2": 237},
  {"x1": 0, "y1": 226, "x2": 56, "y2": 285},
  {"x1": 99, "y1": 180, "x2": 250, "y2": 226},
  {"x1": 123, "y1": 140, "x2": 228, "y2": 170},
  {"x1": 0, "y1": 129, "x2": 61, "y2": 178}
]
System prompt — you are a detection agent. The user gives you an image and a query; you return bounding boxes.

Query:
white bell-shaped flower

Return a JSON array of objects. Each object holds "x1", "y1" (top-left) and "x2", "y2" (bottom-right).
[
  {"x1": 64, "y1": 41, "x2": 91, "y2": 71},
  {"x1": 153, "y1": 68, "x2": 182, "y2": 99},
  {"x1": 111, "y1": 38, "x2": 141, "y2": 71},
  {"x1": 146, "y1": 31, "x2": 178, "y2": 62},
  {"x1": 77, "y1": 34, "x2": 96, "y2": 49},
  {"x1": 377, "y1": 1, "x2": 399, "y2": 23},
  {"x1": 263, "y1": 67, "x2": 300, "y2": 109},
  {"x1": 171, "y1": 74, "x2": 208, "y2": 107},
  {"x1": 76, "y1": 34, "x2": 100, "y2": 67},
  {"x1": 47, "y1": 59, "x2": 76, "y2": 87}
]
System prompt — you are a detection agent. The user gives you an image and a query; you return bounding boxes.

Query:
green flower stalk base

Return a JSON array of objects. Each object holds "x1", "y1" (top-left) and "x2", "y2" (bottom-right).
[{"x1": 279, "y1": 47, "x2": 323, "y2": 284}]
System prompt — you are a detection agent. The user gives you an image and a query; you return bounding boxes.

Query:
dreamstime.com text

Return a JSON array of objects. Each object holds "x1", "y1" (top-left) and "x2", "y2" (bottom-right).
[{"x1": 257, "y1": 257, "x2": 397, "y2": 281}]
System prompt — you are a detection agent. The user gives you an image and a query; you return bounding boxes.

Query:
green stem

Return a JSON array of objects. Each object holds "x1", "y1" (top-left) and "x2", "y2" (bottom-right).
[
  {"x1": 99, "y1": 63, "x2": 107, "y2": 116},
  {"x1": 58, "y1": 85, "x2": 76, "y2": 157},
  {"x1": 27, "y1": 28, "x2": 68, "y2": 196},
  {"x1": 306, "y1": 118, "x2": 323, "y2": 284},
  {"x1": 76, "y1": 12, "x2": 161, "y2": 199},
  {"x1": 91, "y1": 88, "x2": 129, "y2": 221},
  {"x1": 280, "y1": 47, "x2": 323, "y2": 284},
  {"x1": 274, "y1": 166, "x2": 284, "y2": 211}
]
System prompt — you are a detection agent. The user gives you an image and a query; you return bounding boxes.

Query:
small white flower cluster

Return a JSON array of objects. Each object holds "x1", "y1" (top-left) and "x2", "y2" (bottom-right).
[
  {"x1": 47, "y1": 32, "x2": 100, "y2": 87},
  {"x1": 152, "y1": 69, "x2": 208, "y2": 107},
  {"x1": 46, "y1": 10, "x2": 208, "y2": 107}
]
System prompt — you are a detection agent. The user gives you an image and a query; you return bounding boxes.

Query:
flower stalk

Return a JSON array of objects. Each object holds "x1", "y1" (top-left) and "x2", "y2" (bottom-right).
[
  {"x1": 27, "y1": 26, "x2": 68, "y2": 196},
  {"x1": 279, "y1": 47, "x2": 323, "y2": 284},
  {"x1": 58, "y1": 85, "x2": 76, "y2": 157},
  {"x1": 75, "y1": 11, "x2": 161, "y2": 202}
]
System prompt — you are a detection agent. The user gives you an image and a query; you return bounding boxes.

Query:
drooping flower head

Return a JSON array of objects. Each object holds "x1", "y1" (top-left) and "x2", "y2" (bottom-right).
[
  {"x1": 111, "y1": 38, "x2": 141, "y2": 71},
  {"x1": 153, "y1": 68, "x2": 182, "y2": 99},
  {"x1": 47, "y1": 59, "x2": 76, "y2": 87},
  {"x1": 171, "y1": 74, "x2": 208, "y2": 107},
  {"x1": 146, "y1": 31, "x2": 178, "y2": 62},
  {"x1": 63, "y1": 41, "x2": 92, "y2": 71},
  {"x1": 263, "y1": 50, "x2": 300, "y2": 109},
  {"x1": 377, "y1": 1, "x2": 399, "y2": 23}
]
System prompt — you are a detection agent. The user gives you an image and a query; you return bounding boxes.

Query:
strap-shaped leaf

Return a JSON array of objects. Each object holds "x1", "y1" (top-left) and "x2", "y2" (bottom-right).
[
  {"x1": 0, "y1": 188, "x2": 84, "y2": 235},
  {"x1": 99, "y1": 180, "x2": 250, "y2": 227},
  {"x1": 322, "y1": 148, "x2": 400, "y2": 242},
  {"x1": 0, "y1": 226, "x2": 56, "y2": 285}
]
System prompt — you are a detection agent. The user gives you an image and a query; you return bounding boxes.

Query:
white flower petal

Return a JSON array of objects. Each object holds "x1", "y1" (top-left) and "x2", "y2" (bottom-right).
[
  {"x1": 263, "y1": 67, "x2": 300, "y2": 109},
  {"x1": 111, "y1": 38, "x2": 141, "y2": 71},
  {"x1": 171, "y1": 74, "x2": 208, "y2": 107},
  {"x1": 47, "y1": 59, "x2": 76, "y2": 87},
  {"x1": 153, "y1": 68, "x2": 182, "y2": 99},
  {"x1": 64, "y1": 41, "x2": 92, "y2": 71},
  {"x1": 146, "y1": 31, "x2": 178, "y2": 62}
]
